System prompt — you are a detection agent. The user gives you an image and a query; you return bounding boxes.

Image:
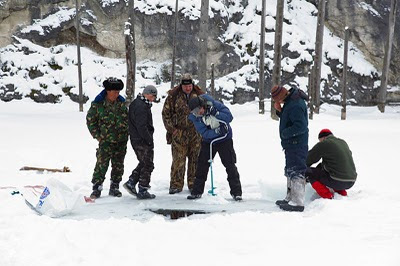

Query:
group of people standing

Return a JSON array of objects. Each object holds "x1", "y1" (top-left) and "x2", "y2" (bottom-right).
[
  {"x1": 86, "y1": 75, "x2": 357, "y2": 212},
  {"x1": 86, "y1": 74, "x2": 242, "y2": 202}
]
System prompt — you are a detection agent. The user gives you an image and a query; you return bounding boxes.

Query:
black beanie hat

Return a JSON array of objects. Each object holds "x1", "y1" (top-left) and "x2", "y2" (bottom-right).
[
  {"x1": 181, "y1": 73, "x2": 193, "y2": 85},
  {"x1": 103, "y1": 77, "x2": 124, "y2": 91},
  {"x1": 188, "y1": 96, "x2": 206, "y2": 111}
]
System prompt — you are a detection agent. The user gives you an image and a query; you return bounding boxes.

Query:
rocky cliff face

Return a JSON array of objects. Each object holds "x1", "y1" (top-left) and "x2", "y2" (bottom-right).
[{"x1": 1, "y1": 0, "x2": 399, "y2": 105}]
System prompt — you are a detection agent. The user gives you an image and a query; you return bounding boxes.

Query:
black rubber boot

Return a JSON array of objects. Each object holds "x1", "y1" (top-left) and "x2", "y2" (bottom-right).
[
  {"x1": 137, "y1": 185, "x2": 155, "y2": 200},
  {"x1": 109, "y1": 182, "x2": 122, "y2": 197},
  {"x1": 90, "y1": 183, "x2": 103, "y2": 199},
  {"x1": 187, "y1": 194, "x2": 202, "y2": 200}
]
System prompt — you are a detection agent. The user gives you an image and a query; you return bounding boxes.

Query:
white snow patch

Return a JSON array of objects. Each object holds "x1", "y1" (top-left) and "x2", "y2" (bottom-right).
[
  {"x1": 21, "y1": 7, "x2": 75, "y2": 36},
  {"x1": 359, "y1": 2, "x2": 382, "y2": 18}
]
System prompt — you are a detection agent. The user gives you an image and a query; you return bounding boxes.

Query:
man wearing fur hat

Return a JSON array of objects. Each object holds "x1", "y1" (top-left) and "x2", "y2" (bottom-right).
[
  {"x1": 272, "y1": 85, "x2": 309, "y2": 212},
  {"x1": 162, "y1": 73, "x2": 205, "y2": 194},
  {"x1": 123, "y1": 85, "x2": 158, "y2": 200},
  {"x1": 306, "y1": 129, "x2": 357, "y2": 199},
  {"x1": 86, "y1": 77, "x2": 129, "y2": 199}
]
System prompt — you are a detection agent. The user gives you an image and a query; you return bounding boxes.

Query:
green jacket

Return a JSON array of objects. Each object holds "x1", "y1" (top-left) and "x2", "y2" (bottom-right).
[
  {"x1": 307, "y1": 135, "x2": 357, "y2": 182},
  {"x1": 86, "y1": 90, "x2": 128, "y2": 144}
]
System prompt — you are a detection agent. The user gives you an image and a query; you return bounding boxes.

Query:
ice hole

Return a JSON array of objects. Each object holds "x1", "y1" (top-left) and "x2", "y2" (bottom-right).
[{"x1": 148, "y1": 209, "x2": 209, "y2": 220}]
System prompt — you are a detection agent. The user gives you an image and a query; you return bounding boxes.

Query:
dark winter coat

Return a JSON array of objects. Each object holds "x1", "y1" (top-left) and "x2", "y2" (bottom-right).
[
  {"x1": 277, "y1": 88, "x2": 309, "y2": 149},
  {"x1": 86, "y1": 89, "x2": 128, "y2": 144},
  {"x1": 188, "y1": 94, "x2": 233, "y2": 143},
  {"x1": 307, "y1": 135, "x2": 357, "y2": 182},
  {"x1": 128, "y1": 94, "x2": 154, "y2": 146}
]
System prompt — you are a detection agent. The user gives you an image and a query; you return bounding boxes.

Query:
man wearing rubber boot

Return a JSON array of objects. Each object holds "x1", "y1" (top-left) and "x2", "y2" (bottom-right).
[
  {"x1": 86, "y1": 77, "x2": 128, "y2": 199},
  {"x1": 272, "y1": 85, "x2": 309, "y2": 212},
  {"x1": 306, "y1": 129, "x2": 357, "y2": 199},
  {"x1": 186, "y1": 95, "x2": 242, "y2": 201},
  {"x1": 123, "y1": 85, "x2": 158, "y2": 200},
  {"x1": 162, "y1": 74, "x2": 204, "y2": 194}
]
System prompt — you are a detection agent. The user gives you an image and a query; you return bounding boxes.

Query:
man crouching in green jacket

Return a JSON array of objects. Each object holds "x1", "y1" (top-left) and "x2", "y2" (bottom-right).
[
  {"x1": 306, "y1": 129, "x2": 357, "y2": 199},
  {"x1": 86, "y1": 77, "x2": 129, "y2": 199}
]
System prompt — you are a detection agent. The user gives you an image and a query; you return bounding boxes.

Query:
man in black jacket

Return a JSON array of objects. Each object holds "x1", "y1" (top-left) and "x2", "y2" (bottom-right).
[{"x1": 123, "y1": 85, "x2": 158, "y2": 199}]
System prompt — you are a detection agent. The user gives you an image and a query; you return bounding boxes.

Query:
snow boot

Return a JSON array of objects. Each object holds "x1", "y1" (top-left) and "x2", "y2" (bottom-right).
[
  {"x1": 231, "y1": 194, "x2": 243, "y2": 201},
  {"x1": 187, "y1": 194, "x2": 202, "y2": 200},
  {"x1": 311, "y1": 181, "x2": 333, "y2": 199},
  {"x1": 279, "y1": 177, "x2": 305, "y2": 212},
  {"x1": 276, "y1": 176, "x2": 291, "y2": 206},
  {"x1": 90, "y1": 183, "x2": 103, "y2": 199},
  {"x1": 169, "y1": 188, "x2": 182, "y2": 194},
  {"x1": 123, "y1": 176, "x2": 139, "y2": 196},
  {"x1": 137, "y1": 185, "x2": 155, "y2": 200},
  {"x1": 334, "y1": 189, "x2": 347, "y2": 196},
  {"x1": 109, "y1": 182, "x2": 122, "y2": 197}
]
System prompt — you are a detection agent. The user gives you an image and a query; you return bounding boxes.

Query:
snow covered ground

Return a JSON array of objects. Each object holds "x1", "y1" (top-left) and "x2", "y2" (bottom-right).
[{"x1": 0, "y1": 98, "x2": 399, "y2": 266}]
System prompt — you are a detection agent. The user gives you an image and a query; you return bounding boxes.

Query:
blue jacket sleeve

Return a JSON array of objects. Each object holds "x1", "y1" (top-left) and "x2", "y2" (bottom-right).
[
  {"x1": 202, "y1": 94, "x2": 233, "y2": 123},
  {"x1": 188, "y1": 113, "x2": 221, "y2": 140},
  {"x1": 281, "y1": 105, "x2": 308, "y2": 140}
]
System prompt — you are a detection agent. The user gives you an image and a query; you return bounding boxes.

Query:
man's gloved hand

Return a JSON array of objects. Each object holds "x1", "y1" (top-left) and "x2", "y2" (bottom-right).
[
  {"x1": 208, "y1": 106, "x2": 218, "y2": 116},
  {"x1": 215, "y1": 123, "x2": 228, "y2": 136}
]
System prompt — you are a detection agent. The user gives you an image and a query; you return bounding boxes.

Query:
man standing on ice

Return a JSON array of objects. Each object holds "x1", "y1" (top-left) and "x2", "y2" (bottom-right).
[
  {"x1": 86, "y1": 77, "x2": 128, "y2": 199},
  {"x1": 162, "y1": 73, "x2": 204, "y2": 195},
  {"x1": 186, "y1": 95, "x2": 242, "y2": 201},
  {"x1": 272, "y1": 85, "x2": 309, "y2": 212},
  {"x1": 123, "y1": 85, "x2": 158, "y2": 200},
  {"x1": 306, "y1": 129, "x2": 357, "y2": 199}
]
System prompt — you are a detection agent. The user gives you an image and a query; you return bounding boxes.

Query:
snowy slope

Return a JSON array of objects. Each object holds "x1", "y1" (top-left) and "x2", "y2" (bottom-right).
[
  {"x1": 1, "y1": 0, "x2": 381, "y2": 103},
  {"x1": 0, "y1": 98, "x2": 399, "y2": 266}
]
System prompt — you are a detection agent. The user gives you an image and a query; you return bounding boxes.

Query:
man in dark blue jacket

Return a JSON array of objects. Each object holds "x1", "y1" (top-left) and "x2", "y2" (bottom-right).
[
  {"x1": 272, "y1": 85, "x2": 309, "y2": 212},
  {"x1": 123, "y1": 85, "x2": 158, "y2": 200},
  {"x1": 187, "y1": 95, "x2": 242, "y2": 201}
]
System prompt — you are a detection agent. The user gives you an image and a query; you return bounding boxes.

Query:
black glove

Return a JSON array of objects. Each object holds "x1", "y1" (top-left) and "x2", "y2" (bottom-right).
[
  {"x1": 215, "y1": 123, "x2": 228, "y2": 135},
  {"x1": 208, "y1": 106, "x2": 218, "y2": 116}
]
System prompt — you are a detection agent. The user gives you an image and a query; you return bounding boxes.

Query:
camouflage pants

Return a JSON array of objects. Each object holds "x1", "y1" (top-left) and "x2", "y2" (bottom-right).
[
  {"x1": 131, "y1": 142, "x2": 154, "y2": 188},
  {"x1": 91, "y1": 141, "x2": 127, "y2": 186},
  {"x1": 170, "y1": 135, "x2": 201, "y2": 191}
]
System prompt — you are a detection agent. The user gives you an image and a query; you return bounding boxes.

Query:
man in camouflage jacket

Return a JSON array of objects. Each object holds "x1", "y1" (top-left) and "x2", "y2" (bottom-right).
[
  {"x1": 86, "y1": 77, "x2": 129, "y2": 199},
  {"x1": 162, "y1": 73, "x2": 204, "y2": 194}
]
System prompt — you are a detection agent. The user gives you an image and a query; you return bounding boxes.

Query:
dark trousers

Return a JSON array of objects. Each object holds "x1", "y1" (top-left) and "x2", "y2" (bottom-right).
[
  {"x1": 284, "y1": 145, "x2": 308, "y2": 180},
  {"x1": 192, "y1": 139, "x2": 242, "y2": 196},
  {"x1": 130, "y1": 142, "x2": 154, "y2": 188},
  {"x1": 306, "y1": 164, "x2": 354, "y2": 190}
]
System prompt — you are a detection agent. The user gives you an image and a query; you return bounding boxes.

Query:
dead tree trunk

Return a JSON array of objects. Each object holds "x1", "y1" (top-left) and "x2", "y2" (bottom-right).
[
  {"x1": 308, "y1": 67, "x2": 314, "y2": 120},
  {"x1": 313, "y1": 0, "x2": 326, "y2": 114},
  {"x1": 171, "y1": 0, "x2": 179, "y2": 89},
  {"x1": 341, "y1": 27, "x2": 349, "y2": 120},
  {"x1": 125, "y1": 0, "x2": 136, "y2": 105},
  {"x1": 75, "y1": 0, "x2": 83, "y2": 112},
  {"x1": 259, "y1": 0, "x2": 267, "y2": 114},
  {"x1": 198, "y1": 0, "x2": 209, "y2": 91},
  {"x1": 271, "y1": 0, "x2": 284, "y2": 120},
  {"x1": 211, "y1": 63, "x2": 216, "y2": 99},
  {"x1": 378, "y1": 0, "x2": 398, "y2": 113}
]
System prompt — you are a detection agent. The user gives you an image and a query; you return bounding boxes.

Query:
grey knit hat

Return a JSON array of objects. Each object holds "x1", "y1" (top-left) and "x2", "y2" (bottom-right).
[{"x1": 143, "y1": 85, "x2": 158, "y2": 97}]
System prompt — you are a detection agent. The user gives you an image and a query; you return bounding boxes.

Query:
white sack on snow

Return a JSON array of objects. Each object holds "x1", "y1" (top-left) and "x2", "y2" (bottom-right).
[{"x1": 33, "y1": 178, "x2": 81, "y2": 217}]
